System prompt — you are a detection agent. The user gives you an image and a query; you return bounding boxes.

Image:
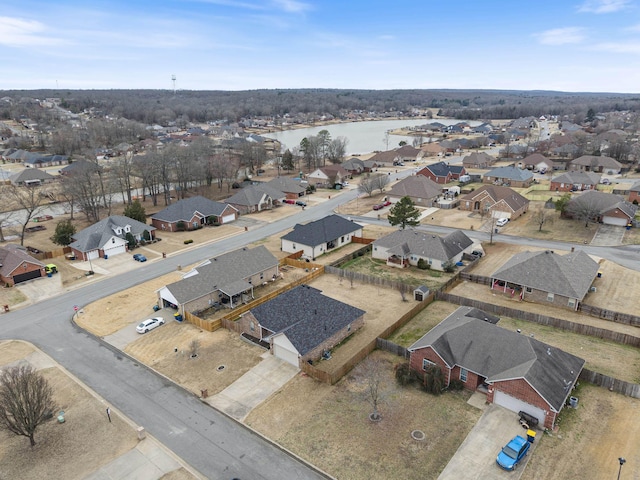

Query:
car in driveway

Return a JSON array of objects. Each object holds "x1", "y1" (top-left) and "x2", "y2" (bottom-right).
[
  {"x1": 295, "y1": 200, "x2": 307, "y2": 207},
  {"x1": 372, "y1": 204, "x2": 384, "y2": 211},
  {"x1": 136, "y1": 317, "x2": 165, "y2": 334},
  {"x1": 496, "y1": 435, "x2": 530, "y2": 471},
  {"x1": 133, "y1": 253, "x2": 147, "y2": 262},
  {"x1": 496, "y1": 217, "x2": 509, "y2": 227}
]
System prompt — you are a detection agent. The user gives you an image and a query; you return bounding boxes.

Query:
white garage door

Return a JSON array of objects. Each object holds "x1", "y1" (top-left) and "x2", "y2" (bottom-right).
[
  {"x1": 273, "y1": 342, "x2": 300, "y2": 367},
  {"x1": 494, "y1": 390, "x2": 546, "y2": 426},
  {"x1": 222, "y1": 214, "x2": 236, "y2": 224},
  {"x1": 103, "y1": 244, "x2": 127, "y2": 256},
  {"x1": 88, "y1": 250, "x2": 100, "y2": 260},
  {"x1": 602, "y1": 216, "x2": 628, "y2": 226}
]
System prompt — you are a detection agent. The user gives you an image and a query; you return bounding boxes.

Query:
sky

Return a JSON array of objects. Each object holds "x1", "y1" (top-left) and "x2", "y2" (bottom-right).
[{"x1": 2, "y1": 0, "x2": 640, "y2": 92}]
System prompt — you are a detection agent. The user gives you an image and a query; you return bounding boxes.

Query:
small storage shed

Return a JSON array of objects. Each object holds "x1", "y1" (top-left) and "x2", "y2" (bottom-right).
[{"x1": 414, "y1": 285, "x2": 430, "y2": 301}]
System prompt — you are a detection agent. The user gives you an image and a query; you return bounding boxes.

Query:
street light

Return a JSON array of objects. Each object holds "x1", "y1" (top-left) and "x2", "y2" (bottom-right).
[{"x1": 617, "y1": 457, "x2": 626, "y2": 480}]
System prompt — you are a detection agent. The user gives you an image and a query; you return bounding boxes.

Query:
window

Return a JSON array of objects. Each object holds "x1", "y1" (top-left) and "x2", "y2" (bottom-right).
[
  {"x1": 249, "y1": 321, "x2": 255, "y2": 332},
  {"x1": 547, "y1": 293, "x2": 555, "y2": 302},
  {"x1": 460, "y1": 368, "x2": 468, "y2": 382},
  {"x1": 525, "y1": 287, "x2": 532, "y2": 293},
  {"x1": 422, "y1": 359, "x2": 436, "y2": 370},
  {"x1": 260, "y1": 273, "x2": 264, "y2": 280},
  {"x1": 568, "y1": 299, "x2": 576, "y2": 308}
]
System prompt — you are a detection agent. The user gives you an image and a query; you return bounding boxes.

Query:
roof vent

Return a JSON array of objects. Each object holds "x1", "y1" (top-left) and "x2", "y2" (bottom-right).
[{"x1": 547, "y1": 348, "x2": 551, "y2": 355}]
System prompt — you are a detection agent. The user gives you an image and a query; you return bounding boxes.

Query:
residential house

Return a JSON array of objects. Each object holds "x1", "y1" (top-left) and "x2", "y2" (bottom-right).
[
  {"x1": 408, "y1": 306, "x2": 584, "y2": 429},
  {"x1": 307, "y1": 165, "x2": 350, "y2": 188},
  {"x1": 69, "y1": 215, "x2": 155, "y2": 261},
  {"x1": 238, "y1": 284, "x2": 365, "y2": 367},
  {"x1": 0, "y1": 244, "x2": 46, "y2": 286},
  {"x1": 462, "y1": 152, "x2": 496, "y2": 169},
  {"x1": 151, "y1": 196, "x2": 238, "y2": 232},
  {"x1": 394, "y1": 145, "x2": 423, "y2": 163},
  {"x1": 23, "y1": 154, "x2": 68, "y2": 168},
  {"x1": 156, "y1": 245, "x2": 279, "y2": 314},
  {"x1": 224, "y1": 184, "x2": 286, "y2": 214},
  {"x1": 459, "y1": 185, "x2": 529, "y2": 219},
  {"x1": 418, "y1": 161, "x2": 466, "y2": 184},
  {"x1": 520, "y1": 153, "x2": 553, "y2": 173},
  {"x1": 372, "y1": 229, "x2": 473, "y2": 271},
  {"x1": 629, "y1": 181, "x2": 640, "y2": 204},
  {"x1": 550, "y1": 172, "x2": 601, "y2": 192},
  {"x1": 342, "y1": 157, "x2": 366, "y2": 175},
  {"x1": 281, "y1": 215, "x2": 363, "y2": 260},
  {"x1": 367, "y1": 150, "x2": 398, "y2": 166},
  {"x1": 59, "y1": 159, "x2": 102, "y2": 176},
  {"x1": 9, "y1": 168, "x2": 55, "y2": 186},
  {"x1": 265, "y1": 177, "x2": 306, "y2": 199},
  {"x1": 566, "y1": 190, "x2": 637, "y2": 226},
  {"x1": 482, "y1": 166, "x2": 534, "y2": 188},
  {"x1": 569, "y1": 155, "x2": 622, "y2": 174},
  {"x1": 387, "y1": 175, "x2": 442, "y2": 207},
  {"x1": 491, "y1": 250, "x2": 599, "y2": 310},
  {"x1": 420, "y1": 143, "x2": 445, "y2": 157}
]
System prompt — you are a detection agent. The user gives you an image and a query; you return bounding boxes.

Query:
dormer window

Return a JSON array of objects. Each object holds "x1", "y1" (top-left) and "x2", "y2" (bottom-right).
[{"x1": 124, "y1": 225, "x2": 131, "y2": 233}]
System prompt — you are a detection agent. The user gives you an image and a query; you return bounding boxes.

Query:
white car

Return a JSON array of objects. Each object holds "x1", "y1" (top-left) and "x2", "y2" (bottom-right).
[
  {"x1": 136, "y1": 317, "x2": 165, "y2": 334},
  {"x1": 496, "y1": 218, "x2": 509, "y2": 227}
]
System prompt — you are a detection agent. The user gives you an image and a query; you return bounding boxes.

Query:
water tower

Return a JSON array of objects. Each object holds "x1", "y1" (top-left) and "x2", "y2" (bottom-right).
[{"x1": 171, "y1": 74, "x2": 176, "y2": 94}]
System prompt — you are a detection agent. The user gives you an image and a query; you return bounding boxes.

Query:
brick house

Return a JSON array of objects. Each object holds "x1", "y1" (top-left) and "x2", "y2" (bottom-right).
[
  {"x1": 237, "y1": 285, "x2": 365, "y2": 367},
  {"x1": 157, "y1": 245, "x2": 279, "y2": 314},
  {"x1": 306, "y1": 165, "x2": 350, "y2": 188},
  {"x1": 224, "y1": 184, "x2": 286, "y2": 214},
  {"x1": 265, "y1": 177, "x2": 307, "y2": 199},
  {"x1": 569, "y1": 155, "x2": 622, "y2": 174},
  {"x1": 550, "y1": 172, "x2": 601, "y2": 192},
  {"x1": 459, "y1": 185, "x2": 529, "y2": 220},
  {"x1": 462, "y1": 152, "x2": 496, "y2": 169},
  {"x1": 408, "y1": 306, "x2": 585, "y2": 429},
  {"x1": 490, "y1": 250, "x2": 599, "y2": 311},
  {"x1": 418, "y1": 161, "x2": 465, "y2": 184},
  {"x1": 566, "y1": 190, "x2": 637, "y2": 227},
  {"x1": 0, "y1": 244, "x2": 46, "y2": 286},
  {"x1": 151, "y1": 196, "x2": 238, "y2": 232},
  {"x1": 482, "y1": 166, "x2": 534, "y2": 188},
  {"x1": 387, "y1": 175, "x2": 442, "y2": 207},
  {"x1": 629, "y1": 181, "x2": 640, "y2": 204}
]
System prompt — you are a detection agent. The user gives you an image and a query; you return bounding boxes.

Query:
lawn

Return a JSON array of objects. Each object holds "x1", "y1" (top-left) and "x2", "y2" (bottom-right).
[{"x1": 387, "y1": 301, "x2": 459, "y2": 347}]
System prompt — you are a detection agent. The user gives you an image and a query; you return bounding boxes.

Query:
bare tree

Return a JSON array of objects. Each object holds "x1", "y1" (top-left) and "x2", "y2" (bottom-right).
[
  {"x1": 0, "y1": 209, "x2": 15, "y2": 242},
  {"x1": 357, "y1": 174, "x2": 376, "y2": 197},
  {"x1": 532, "y1": 207, "x2": 553, "y2": 232},
  {"x1": 0, "y1": 365, "x2": 55, "y2": 447},
  {"x1": 4, "y1": 184, "x2": 49, "y2": 246},
  {"x1": 567, "y1": 195, "x2": 602, "y2": 227},
  {"x1": 359, "y1": 357, "x2": 387, "y2": 421},
  {"x1": 371, "y1": 174, "x2": 390, "y2": 194},
  {"x1": 326, "y1": 137, "x2": 348, "y2": 164}
]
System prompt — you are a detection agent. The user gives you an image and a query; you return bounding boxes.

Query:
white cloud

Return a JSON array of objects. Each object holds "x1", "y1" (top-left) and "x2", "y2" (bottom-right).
[
  {"x1": 533, "y1": 27, "x2": 586, "y2": 45},
  {"x1": 591, "y1": 41, "x2": 640, "y2": 53},
  {"x1": 578, "y1": 0, "x2": 631, "y2": 13},
  {"x1": 271, "y1": 0, "x2": 311, "y2": 13},
  {"x1": 0, "y1": 16, "x2": 66, "y2": 47}
]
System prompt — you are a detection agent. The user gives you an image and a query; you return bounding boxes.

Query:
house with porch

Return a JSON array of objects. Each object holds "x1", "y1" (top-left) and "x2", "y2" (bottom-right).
[
  {"x1": 280, "y1": 215, "x2": 363, "y2": 260},
  {"x1": 156, "y1": 245, "x2": 279, "y2": 314},
  {"x1": 69, "y1": 215, "x2": 155, "y2": 261},
  {"x1": 224, "y1": 184, "x2": 286, "y2": 214},
  {"x1": 490, "y1": 250, "x2": 599, "y2": 310},
  {"x1": 408, "y1": 306, "x2": 585, "y2": 430},
  {"x1": 151, "y1": 196, "x2": 238, "y2": 232},
  {"x1": 9, "y1": 168, "x2": 55, "y2": 186},
  {"x1": 237, "y1": 284, "x2": 366, "y2": 367},
  {"x1": 307, "y1": 165, "x2": 350, "y2": 188},
  {"x1": 372, "y1": 229, "x2": 473, "y2": 271}
]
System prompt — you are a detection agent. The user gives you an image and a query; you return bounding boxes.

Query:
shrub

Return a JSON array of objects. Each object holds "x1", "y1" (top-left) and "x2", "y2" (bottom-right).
[
  {"x1": 448, "y1": 379, "x2": 465, "y2": 391},
  {"x1": 394, "y1": 363, "x2": 415, "y2": 386},
  {"x1": 184, "y1": 239, "x2": 193, "y2": 245},
  {"x1": 417, "y1": 258, "x2": 430, "y2": 270},
  {"x1": 422, "y1": 365, "x2": 445, "y2": 395},
  {"x1": 176, "y1": 221, "x2": 186, "y2": 232}
]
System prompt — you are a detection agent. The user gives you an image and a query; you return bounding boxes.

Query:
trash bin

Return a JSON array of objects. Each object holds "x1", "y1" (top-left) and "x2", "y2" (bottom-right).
[
  {"x1": 174, "y1": 313, "x2": 183, "y2": 322},
  {"x1": 104, "y1": 254, "x2": 108, "y2": 260},
  {"x1": 47, "y1": 272, "x2": 52, "y2": 278},
  {"x1": 597, "y1": 272, "x2": 602, "y2": 278},
  {"x1": 495, "y1": 228, "x2": 498, "y2": 234},
  {"x1": 526, "y1": 429, "x2": 536, "y2": 443},
  {"x1": 153, "y1": 305, "x2": 160, "y2": 312},
  {"x1": 569, "y1": 396, "x2": 578, "y2": 408}
]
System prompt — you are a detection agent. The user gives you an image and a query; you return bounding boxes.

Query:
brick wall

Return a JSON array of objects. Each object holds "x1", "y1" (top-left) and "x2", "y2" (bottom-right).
[
  {"x1": 302, "y1": 315, "x2": 365, "y2": 363},
  {"x1": 409, "y1": 347, "x2": 451, "y2": 386},
  {"x1": 490, "y1": 378, "x2": 556, "y2": 429}
]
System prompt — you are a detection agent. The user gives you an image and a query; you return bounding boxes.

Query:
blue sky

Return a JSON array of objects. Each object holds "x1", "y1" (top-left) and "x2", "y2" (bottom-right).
[{"x1": 2, "y1": 0, "x2": 640, "y2": 92}]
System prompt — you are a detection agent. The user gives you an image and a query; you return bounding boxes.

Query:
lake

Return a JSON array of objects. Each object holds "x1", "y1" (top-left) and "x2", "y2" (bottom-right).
[{"x1": 263, "y1": 118, "x2": 481, "y2": 155}]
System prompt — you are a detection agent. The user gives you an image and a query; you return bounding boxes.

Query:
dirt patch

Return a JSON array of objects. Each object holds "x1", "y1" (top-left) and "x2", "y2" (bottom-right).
[
  {"x1": 0, "y1": 286, "x2": 27, "y2": 312},
  {"x1": 523, "y1": 384, "x2": 640, "y2": 480},
  {"x1": 587, "y1": 260, "x2": 640, "y2": 315},
  {"x1": 424, "y1": 208, "x2": 486, "y2": 231},
  {"x1": 245, "y1": 350, "x2": 482, "y2": 480},
  {"x1": 0, "y1": 342, "x2": 139, "y2": 480},
  {"x1": 387, "y1": 301, "x2": 460, "y2": 347}
]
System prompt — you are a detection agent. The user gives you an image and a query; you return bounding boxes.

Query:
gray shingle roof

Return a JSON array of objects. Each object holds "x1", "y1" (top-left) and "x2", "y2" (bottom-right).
[
  {"x1": 568, "y1": 190, "x2": 638, "y2": 219},
  {"x1": 9, "y1": 169, "x2": 55, "y2": 184},
  {"x1": 225, "y1": 184, "x2": 286, "y2": 207},
  {"x1": 374, "y1": 229, "x2": 472, "y2": 262},
  {"x1": 483, "y1": 166, "x2": 533, "y2": 182},
  {"x1": 388, "y1": 175, "x2": 442, "y2": 200},
  {"x1": 164, "y1": 245, "x2": 278, "y2": 304},
  {"x1": 571, "y1": 155, "x2": 622, "y2": 170},
  {"x1": 281, "y1": 215, "x2": 361, "y2": 247},
  {"x1": 408, "y1": 306, "x2": 585, "y2": 411},
  {"x1": 265, "y1": 177, "x2": 306, "y2": 195},
  {"x1": 491, "y1": 250, "x2": 599, "y2": 300},
  {"x1": 0, "y1": 244, "x2": 45, "y2": 277},
  {"x1": 151, "y1": 196, "x2": 235, "y2": 223},
  {"x1": 69, "y1": 215, "x2": 154, "y2": 252},
  {"x1": 460, "y1": 185, "x2": 529, "y2": 212},
  {"x1": 251, "y1": 285, "x2": 365, "y2": 356},
  {"x1": 551, "y1": 171, "x2": 601, "y2": 185},
  {"x1": 424, "y1": 161, "x2": 464, "y2": 178}
]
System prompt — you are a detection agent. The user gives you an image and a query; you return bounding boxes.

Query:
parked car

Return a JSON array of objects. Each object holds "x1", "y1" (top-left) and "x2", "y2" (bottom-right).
[
  {"x1": 601, "y1": 178, "x2": 611, "y2": 185},
  {"x1": 496, "y1": 435, "x2": 530, "y2": 471},
  {"x1": 45, "y1": 264, "x2": 58, "y2": 274},
  {"x1": 133, "y1": 253, "x2": 147, "y2": 262},
  {"x1": 372, "y1": 204, "x2": 384, "y2": 211},
  {"x1": 383, "y1": 200, "x2": 392, "y2": 207},
  {"x1": 496, "y1": 217, "x2": 509, "y2": 227},
  {"x1": 471, "y1": 250, "x2": 483, "y2": 258},
  {"x1": 283, "y1": 199, "x2": 296, "y2": 204},
  {"x1": 295, "y1": 200, "x2": 307, "y2": 207},
  {"x1": 136, "y1": 317, "x2": 165, "y2": 334}
]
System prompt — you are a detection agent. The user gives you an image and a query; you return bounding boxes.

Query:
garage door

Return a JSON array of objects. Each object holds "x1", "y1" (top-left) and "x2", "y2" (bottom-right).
[
  {"x1": 88, "y1": 250, "x2": 100, "y2": 260},
  {"x1": 221, "y1": 214, "x2": 236, "y2": 224},
  {"x1": 494, "y1": 390, "x2": 546, "y2": 426},
  {"x1": 273, "y1": 341, "x2": 300, "y2": 367},
  {"x1": 103, "y1": 244, "x2": 126, "y2": 256},
  {"x1": 13, "y1": 269, "x2": 42, "y2": 284},
  {"x1": 602, "y1": 216, "x2": 628, "y2": 226}
]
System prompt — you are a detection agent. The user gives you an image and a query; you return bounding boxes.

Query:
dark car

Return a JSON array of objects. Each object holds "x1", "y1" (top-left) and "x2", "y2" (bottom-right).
[
  {"x1": 496, "y1": 435, "x2": 530, "y2": 471},
  {"x1": 295, "y1": 200, "x2": 307, "y2": 207},
  {"x1": 133, "y1": 253, "x2": 147, "y2": 262},
  {"x1": 283, "y1": 199, "x2": 296, "y2": 204},
  {"x1": 372, "y1": 204, "x2": 383, "y2": 211}
]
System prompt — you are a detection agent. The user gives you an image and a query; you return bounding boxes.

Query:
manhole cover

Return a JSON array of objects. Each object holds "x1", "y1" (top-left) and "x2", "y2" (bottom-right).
[
  {"x1": 217, "y1": 365, "x2": 226, "y2": 371},
  {"x1": 411, "y1": 430, "x2": 426, "y2": 441}
]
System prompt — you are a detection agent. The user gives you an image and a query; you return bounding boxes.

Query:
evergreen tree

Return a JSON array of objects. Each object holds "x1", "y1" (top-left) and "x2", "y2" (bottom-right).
[
  {"x1": 123, "y1": 199, "x2": 146, "y2": 223},
  {"x1": 387, "y1": 196, "x2": 420, "y2": 229},
  {"x1": 50, "y1": 219, "x2": 76, "y2": 246}
]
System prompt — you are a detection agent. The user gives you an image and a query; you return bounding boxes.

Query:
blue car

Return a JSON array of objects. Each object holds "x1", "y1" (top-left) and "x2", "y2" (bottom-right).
[
  {"x1": 496, "y1": 435, "x2": 530, "y2": 471},
  {"x1": 132, "y1": 253, "x2": 147, "y2": 262}
]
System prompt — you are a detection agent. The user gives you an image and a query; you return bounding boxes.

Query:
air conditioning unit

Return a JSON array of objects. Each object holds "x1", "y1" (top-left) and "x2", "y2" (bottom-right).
[{"x1": 590, "y1": 286, "x2": 597, "y2": 292}]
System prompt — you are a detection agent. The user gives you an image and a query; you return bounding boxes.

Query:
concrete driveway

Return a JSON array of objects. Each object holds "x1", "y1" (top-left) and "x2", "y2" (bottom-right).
[
  {"x1": 591, "y1": 224, "x2": 625, "y2": 246},
  {"x1": 103, "y1": 309, "x2": 174, "y2": 349},
  {"x1": 207, "y1": 351, "x2": 299, "y2": 421},
  {"x1": 438, "y1": 404, "x2": 536, "y2": 480}
]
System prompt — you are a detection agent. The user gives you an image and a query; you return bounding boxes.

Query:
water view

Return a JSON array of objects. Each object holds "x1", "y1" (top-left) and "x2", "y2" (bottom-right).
[{"x1": 263, "y1": 118, "x2": 482, "y2": 155}]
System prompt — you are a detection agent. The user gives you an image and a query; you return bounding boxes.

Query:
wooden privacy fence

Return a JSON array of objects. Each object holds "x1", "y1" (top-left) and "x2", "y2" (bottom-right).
[
  {"x1": 436, "y1": 291, "x2": 640, "y2": 348},
  {"x1": 324, "y1": 265, "x2": 416, "y2": 292},
  {"x1": 376, "y1": 338, "x2": 409, "y2": 359},
  {"x1": 579, "y1": 369, "x2": 640, "y2": 398}
]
